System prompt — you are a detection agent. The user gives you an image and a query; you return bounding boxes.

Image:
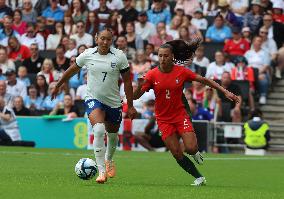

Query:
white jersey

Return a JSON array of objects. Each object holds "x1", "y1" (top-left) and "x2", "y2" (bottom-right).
[{"x1": 76, "y1": 47, "x2": 129, "y2": 108}]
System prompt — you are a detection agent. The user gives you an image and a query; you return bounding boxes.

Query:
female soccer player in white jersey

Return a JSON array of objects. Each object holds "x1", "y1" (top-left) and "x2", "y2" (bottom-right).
[{"x1": 51, "y1": 28, "x2": 137, "y2": 184}]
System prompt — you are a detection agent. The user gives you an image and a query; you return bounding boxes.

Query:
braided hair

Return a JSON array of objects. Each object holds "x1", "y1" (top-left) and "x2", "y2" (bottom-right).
[{"x1": 165, "y1": 39, "x2": 202, "y2": 65}]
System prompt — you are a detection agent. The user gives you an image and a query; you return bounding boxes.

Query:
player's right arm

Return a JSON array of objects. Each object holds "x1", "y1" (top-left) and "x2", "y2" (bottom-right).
[
  {"x1": 51, "y1": 63, "x2": 81, "y2": 100},
  {"x1": 133, "y1": 71, "x2": 153, "y2": 100}
]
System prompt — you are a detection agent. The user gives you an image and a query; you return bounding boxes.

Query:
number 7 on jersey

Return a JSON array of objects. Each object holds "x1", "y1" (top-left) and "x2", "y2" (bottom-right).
[{"x1": 102, "y1": 72, "x2": 107, "y2": 82}]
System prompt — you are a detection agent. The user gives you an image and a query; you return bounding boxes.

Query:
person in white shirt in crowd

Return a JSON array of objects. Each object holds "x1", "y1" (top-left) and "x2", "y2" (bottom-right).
[
  {"x1": 17, "y1": 66, "x2": 31, "y2": 87},
  {"x1": 20, "y1": 23, "x2": 45, "y2": 50},
  {"x1": 245, "y1": 36, "x2": 271, "y2": 105},
  {"x1": 0, "y1": 80, "x2": 14, "y2": 108},
  {"x1": 258, "y1": 26, "x2": 278, "y2": 62},
  {"x1": 75, "y1": 72, "x2": 87, "y2": 100},
  {"x1": 228, "y1": 0, "x2": 249, "y2": 18},
  {"x1": 65, "y1": 38, "x2": 78, "y2": 59},
  {"x1": 5, "y1": 69, "x2": 27, "y2": 99},
  {"x1": 133, "y1": 0, "x2": 149, "y2": 12},
  {"x1": 203, "y1": 0, "x2": 219, "y2": 16},
  {"x1": 193, "y1": 45, "x2": 210, "y2": 68},
  {"x1": 0, "y1": 46, "x2": 15, "y2": 74},
  {"x1": 206, "y1": 51, "x2": 233, "y2": 80},
  {"x1": 46, "y1": 21, "x2": 65, "y2": 50},
  {"x1": 87, "y1": 0, "x2": 123, "y2": 11},
  {"x1": 276, "y1": 45, "x2": 284, "y2": 80},
  {"x1": 175, "y1": 0, "x2": 201, "y2": 17},
  {"x1": 115, "y1": 35, "x2": 136, "y2": 63},
  {"x1": 191, "y1": 8, "x2": 208, "y2": 31},
  {"x1": 70, "y1": 20, "x2": 93, "y2": 48},
  {"x1": 37, "y1": 59, "x2": 61, "y2": 84},
  {"x1": 135, "y1": 11, "x2": 156, "y2": 41}
]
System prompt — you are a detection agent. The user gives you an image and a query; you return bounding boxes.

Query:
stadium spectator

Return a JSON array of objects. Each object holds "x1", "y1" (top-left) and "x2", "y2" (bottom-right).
[
  {"x1": 178, "y1": 26, "x2": 191, "y2": 42},
  {"x1": 0, "y1": 16, "x2": 21, "y2": 47},
  {"x1": 272, "y1": 1, "x2": 284, "y2": 23},
  {"x1": 68, "y1": 56, "x2": 85, "y2": 90},
  {"x1": 259, "y1": 26, "x2": 277, "y2": 62},
  {"x1": 0, "y1": 80, "x2": 14, "y2": 108},
  {"x1": 5, "y1": 69, "x2": 27, "y2": 99},
  {"x1": 133, "y1": 0, "x2": 149, "y2": 12},
  {"x1": 70, "y1": 20, "x2": 93, "y2": 48},
  {"x1": 135, "y1": 116, "x2": 165, "y2": 151},
  {"x1": 0, "y1": 46, "x2": 15, "y2": 74},
  {"x1": 132, "y1": 49, "x2": 151, "y2": 79},
  {"x1": 0, "y1": 0, "x2": 13, "y2": 23},
  {"x1": 231, "y1": 56, "x2": 255, "y2": 111},
  {"x1": 60, "y1": 35, "x2": 70, "y2": 51},
  {"x1": 145, "y1": 43, "x2": 158, "y2": 65},
  {"x1": 8, "y1": 36, "x2": 31, "y2": 62},
  {"x1": 0, "y1": 96, "x2": 21, "y2": 142},
  {"x1": 42, "y1": 0, "x2": 64, "y2": 25},
  {"x1": 174, "y1": 4, "x2": 185, "y2": 18},
  {"x1": 115, "y1": 35, "x2": 136, "y2": 62},
  {"x1": 166, "y1": 15, "x2": 183, "y2": 39},
  {"x1": 49, "y1": 93, "x2": 79, "y2": 118},
  {"x1": 175, "y1": 0, "x2": 200, "y2": 17},
  {"x1": 124, "y1": 22, "x2": 144, "y2": 50},
  {"x1": 276, "y1": 45, "x2": 284, "y2": 79},
  {"x1": 244, "y1": 109, "x2": 270, "y2": 151},
  {"x1": 17, "y1": 66, "x2": 31, "y2": 87},
  {"x1": 46, "y1": 21, "x2": 65, "y2": 50},
  {"x1": 20, "y1": 23, "x2": 45, "y2": 50},
  {"x1": 94, "y1": 0, "x2": 112, "y2": 32},
  {"x1": 243, "y1": 0, "x2": 264, "y2": 35},
  {"x1": 242, "y1": 26, "x2": 252, "y2": 43},
  {"x1": 12, "y1": 9, "x2": 27, "y2": 36},
  {"x1": 38, "y1": 59, "x2": 60, "y2": 84},
  {"x1": 223, "y1": 26, "x2": 250, "y2": 56},
  {"x1": 203, "y1": 0, "x2": 218, "y2": 16},
  {"x1": 147, "y1": 0, "x2": 171, "y2": 25},
  {"x1": 182, "y1": 15, "x2": 203, "y2": 40},
  {"x1": 206, "y1": 51, "x2": 233, "y2": 80},
  {"x1": 36, "y1": 17, "x2": 51, "y2": 41},
  {"x1": 149, "y1": 22, "x2": 173, "y2": 51},
  {"x1": 119, "y1": 0, "x2": 138, "y2": 28},
  {"x1": 261, "y1": 0, "x2": 273, "y2": 12},
  {"x1": 22, "y1": 43, "x2": 44, "y2": 74},
  {"x1": 135, "y1": 11, "x2": 156, "y2": 41},
  {"x1": 191, "y1": 8, "x2": 208, "y2": 31},
  {"x1": 189, "y1": 99, "x2": 213, "y2": 121},
  {"x1": 69, "y1": 0, "x2": 88, "y2": 23},
  {"x1": 13, "y1": 96, "x2": 30, "y2": 116},
  {"x1": 228, "y1": 0, "x2": 249, "y2": 18},
  {"x1": 58, "y1": 0, "x2": 69, "y2": 11},
  {"x1": 53, "y1": 45, "x2": 70, "y2": 72},
  {"x1": 85, "y1": 11, "x2": 98, "y2": 35},
  {"x1": 203, "y1": 86, "x2": 221, "y2": 118},
  {"x1": 87, "y1": 0, "x2": 123, "y2": 11},
  {"x1": 141, "y1": 99, "x2": 155, "y2": 119},
  {"x1": 244, "y1": 36, "x2": 270, "y2": 105},
  {"x1": 217, "y1": 0, "x2": 241, "y2": 28},
  {"x1": 193, "y1": 45, "x2": 210, "y2": 68},
  {"x1": 42, "y1": 82, "x2": 64, "y2": 111},
  {"x1": 191, "y1": 81, "x2": 206, "y2": 106},
  {"x1": 109, "y1": 10, "x2": 120, "y2": 37},
  {"x1": 75, "y1": 72, "x2": 87, "y2": 100},
  {"x1": 205, "y1": 14, "x2": 232, "y2": 43},
  {"x1": 63, "y1": 11, "x2": 76, "y2": 36},
  {"x1": 217, "y1": 72, "x2": 242, "y2": 122},
  {"x1": 261, "y1": 13, "x2": 284, "y2": 49},
  {"x1": 65, "y1": 39, "x2": 77, "y2": 59},
  {"x1": 22, "y1": 0, "x2": 38, "y2": 24},
  {"x1": 35, "y1": 74, "x2": 48, "y2": 99},
  {"x1": 24, "y1": 84, "x2": 44, "y2": 112}
]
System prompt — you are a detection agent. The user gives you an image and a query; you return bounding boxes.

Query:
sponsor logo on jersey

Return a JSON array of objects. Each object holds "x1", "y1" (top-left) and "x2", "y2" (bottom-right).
[{"x1": 176, "y1": 78, "x2": 179, "y2": 84}]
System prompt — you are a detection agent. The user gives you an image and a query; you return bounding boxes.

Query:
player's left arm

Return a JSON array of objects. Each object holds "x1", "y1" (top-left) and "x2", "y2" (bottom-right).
[{"x1": 194, "y1": 74, "x2": 240, "y2": 104}]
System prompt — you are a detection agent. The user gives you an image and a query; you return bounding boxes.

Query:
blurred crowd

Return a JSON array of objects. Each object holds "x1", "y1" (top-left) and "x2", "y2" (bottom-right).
[{"x1": 0, "y1": 0, "x2": 284, "y2": 122}]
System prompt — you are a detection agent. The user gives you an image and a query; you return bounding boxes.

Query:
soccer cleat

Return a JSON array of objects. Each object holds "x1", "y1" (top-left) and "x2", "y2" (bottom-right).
[
  {"x1": 96, "y1": 171, "x2": 107, "y2": 184},
  {"x1": 192, "y1": 151, "x2": 204, "y2": 165},
  {"x1": 191, "y1": 177, "x2": 206, "y2": 186},
  {"x1": 105, "y1": 160, "x2": 116, "y2": 178}
]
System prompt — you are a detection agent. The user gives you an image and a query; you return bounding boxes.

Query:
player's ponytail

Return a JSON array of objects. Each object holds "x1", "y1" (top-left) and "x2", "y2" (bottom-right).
[{"x1": 165, "y1": 39, "x2": 202, "y2": 65}]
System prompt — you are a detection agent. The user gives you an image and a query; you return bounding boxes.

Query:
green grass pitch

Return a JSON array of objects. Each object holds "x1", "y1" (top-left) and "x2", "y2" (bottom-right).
[{"x1": 0, "y1": 147, "x2": 283, "y2": 199}]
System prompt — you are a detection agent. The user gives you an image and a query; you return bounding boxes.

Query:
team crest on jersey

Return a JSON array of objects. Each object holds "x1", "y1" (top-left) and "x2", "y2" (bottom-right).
[
  {"x1": 111, "y1": 62, "x2": 116, "y2": 68},
  {"x1": 176, "y1": 78, "x2": 179, "y2": 84}
]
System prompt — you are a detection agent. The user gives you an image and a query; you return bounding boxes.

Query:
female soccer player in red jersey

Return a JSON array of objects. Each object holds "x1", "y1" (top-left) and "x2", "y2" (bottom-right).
[{"x1": 133, "y1": 40, "x2": 240, "y2": 186}]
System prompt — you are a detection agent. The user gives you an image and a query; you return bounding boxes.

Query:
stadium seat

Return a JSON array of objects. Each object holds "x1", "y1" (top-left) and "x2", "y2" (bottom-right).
[
  {"x1": 39, "y1": 50, "x2": 56, "y2": 59},
  {"x1": 203, "y1": 42, "x2": 225, "y2": 62},
  {"x1": 74, "y1": 100, "x2": 86, "y2": 117}
]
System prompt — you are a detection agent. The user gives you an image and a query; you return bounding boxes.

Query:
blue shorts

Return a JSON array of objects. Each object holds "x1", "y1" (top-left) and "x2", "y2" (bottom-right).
[{"x1": 85, "y1": 99, "x2": 122, "y2": 124}]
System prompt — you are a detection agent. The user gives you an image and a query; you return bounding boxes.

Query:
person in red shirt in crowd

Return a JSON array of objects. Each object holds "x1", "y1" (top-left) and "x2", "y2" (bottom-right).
[
  {"x1": 134, "y1": 40, "x2": 239, "y2": 186},
  {"x1": 223, "y1": 26, "x2": 250, "y2": 56},
  {"x1": 8, "y1": 36, "x2": 31, "y2": 61},
  {"x1": 272, "y1": 2, "x2": 284, "y2": 23},
  {"x1": 231, "y1": 56, "x2": 255, "y2": 111}
]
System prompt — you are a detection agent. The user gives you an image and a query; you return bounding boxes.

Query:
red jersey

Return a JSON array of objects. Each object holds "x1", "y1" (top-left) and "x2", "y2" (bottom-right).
[
  {"x1": 142, "y1": 65, "x2": 197, "y2": 123},
  {"x1": 8, "y1": 45, "x2": 31, "y2": 61},
  {"x1": 223, "y1": 38, "x2": 250, "y2": 56}
]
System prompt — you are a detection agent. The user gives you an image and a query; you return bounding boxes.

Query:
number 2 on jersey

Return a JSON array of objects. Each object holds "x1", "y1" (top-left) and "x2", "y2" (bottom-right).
[
  {"x1": 166, "y1": 89, "x2": 170, "y2": 99},
  {"x1": 102, "y1": 72, "x2": 107, "y2": 82}
]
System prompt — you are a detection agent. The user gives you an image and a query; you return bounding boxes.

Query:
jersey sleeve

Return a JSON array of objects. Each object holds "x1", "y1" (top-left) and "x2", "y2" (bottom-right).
[
  {"x1": 141, "y1": 71, "x2": 153, "y2": 92},
  {"x1": 75, "y1": 49, "x2": 90, "y2": 68},
  {"x1": 184, "y1": 68, "x2": 197, "y2": 81},
  {"x1": 118, "y1": 51, "x2": 129, "y2": 72}
]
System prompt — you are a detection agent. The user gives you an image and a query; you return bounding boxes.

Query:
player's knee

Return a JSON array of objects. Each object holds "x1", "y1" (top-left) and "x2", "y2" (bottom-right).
[{"x1": 93, "y1": 123, "x2": 105, "y2": 138}]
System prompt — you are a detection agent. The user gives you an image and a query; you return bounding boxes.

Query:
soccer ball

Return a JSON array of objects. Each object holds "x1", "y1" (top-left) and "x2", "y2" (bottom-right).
[{"x1": 75, "y1": 158, "x2": 97, "y2": 180}]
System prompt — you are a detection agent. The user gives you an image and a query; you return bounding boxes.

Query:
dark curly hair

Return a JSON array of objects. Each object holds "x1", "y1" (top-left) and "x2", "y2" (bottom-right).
[{"x1": 165, "y1": 39, "x2": 202, "y2": 65}]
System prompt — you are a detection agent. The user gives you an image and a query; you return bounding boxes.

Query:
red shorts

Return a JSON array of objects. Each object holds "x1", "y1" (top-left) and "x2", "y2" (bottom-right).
[{"x1": 157, "y1": 116, "x2": 194, "y2": 141}]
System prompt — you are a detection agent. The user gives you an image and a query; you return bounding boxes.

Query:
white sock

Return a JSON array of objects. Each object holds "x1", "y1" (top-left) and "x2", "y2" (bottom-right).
[
  {"x1": 93, "y1": 123, "x2": 106, "y2": 172},
  {"x1": 105, "y1": 132, "x2": 118, "y2": 161}
]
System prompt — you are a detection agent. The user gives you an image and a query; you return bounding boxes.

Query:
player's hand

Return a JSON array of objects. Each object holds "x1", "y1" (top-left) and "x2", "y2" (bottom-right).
[
  {"x1": 128, "y1": 106, "x2": 138, "y2": 120},
  {"x1": 137, "y1": 74, "x2": 146, "y2": 87},
  {"x1": 51, "y1": 85, "x2": 60, "y2": 101},
  {"x1": 224, "y1": 90, "x2": 240, "y2": 104}
]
